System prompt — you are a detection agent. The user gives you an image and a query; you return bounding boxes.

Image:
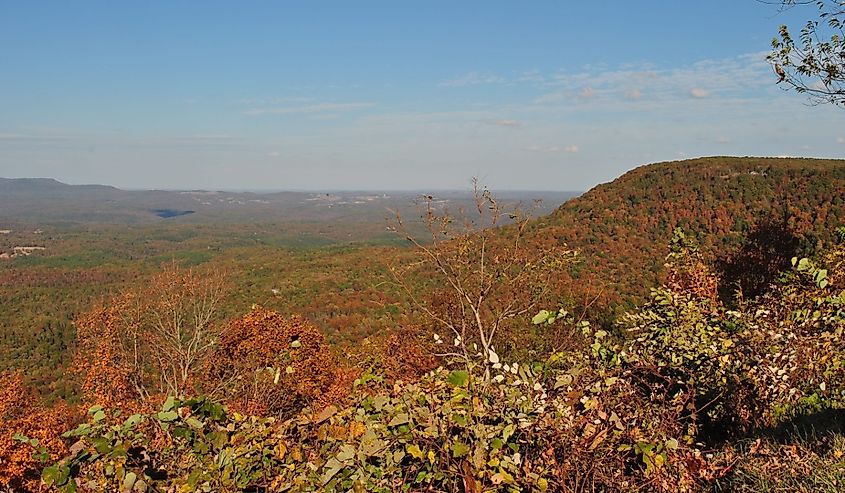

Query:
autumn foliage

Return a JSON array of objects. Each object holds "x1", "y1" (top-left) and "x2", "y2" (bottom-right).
[
  {"x1": 0, "y1": 371, "x2": 73, "y2": 491},
  {"x1": 208, "y1": 306, "x2": 347, "y2": 417},
  {"x1": 73, "y1": 265, "x2": 227, "y2": 406},
  {"x1": 73, "y1": 297, "x2": 139, "y2": 408}
]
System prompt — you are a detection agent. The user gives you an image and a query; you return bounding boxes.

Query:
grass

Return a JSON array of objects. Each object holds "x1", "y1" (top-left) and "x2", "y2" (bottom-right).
[{"x1": 714, "y1": 432, "x2": 845, "y2": 492}]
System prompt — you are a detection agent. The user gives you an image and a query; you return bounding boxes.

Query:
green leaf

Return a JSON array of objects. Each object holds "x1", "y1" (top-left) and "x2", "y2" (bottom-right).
[
  {"x1": 42, "y1": 465, "x2": 70, "y2": 486},
  {"x1": 161, "y1": 396, "x2": 176, "y2": 412},
  {"x1": 290, "y1": 339, "x2": 302, "y2": 348},
  {"x1": 532, "y1": 310, "x2": 551, "y2": 325},
  {"x1": 156, "y1": 410, "x2": 178, "y2": 422},
  {"x1": 185, "y1": 417, "x2": 204, "y2": 429},
  {"x1": 123, "y1": 471, "x2": 137, "y2": 491},
  {"x1": 92, "y1": 436, "x2": 112, "y2": 455},
  {"x1": 12, "y1": 433, "x2": 30, "y2": 443},
  {"x1": 123, "y1": 414, "x2": 143, "y2": 429},
  {"x1": 446, "y1": 370, "x2": 469, "y2": 387},
  {"x1": 797, "y1": 257, "x2": 811, "y2": 271},
  {"x1": 452, "y1": 441, "x2": 470, "y2": 458}
]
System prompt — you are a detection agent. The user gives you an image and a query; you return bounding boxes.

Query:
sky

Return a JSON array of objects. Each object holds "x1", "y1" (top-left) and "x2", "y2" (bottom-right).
[{"x1": 1, "y1": 1, "x2": 843, "y2": 191}]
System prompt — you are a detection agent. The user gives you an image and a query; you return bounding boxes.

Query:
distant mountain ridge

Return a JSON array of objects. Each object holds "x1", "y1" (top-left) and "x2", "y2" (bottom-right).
[
  {"x1": 527, "y1": 156, "x2": 845, "y2": 311},
  {"x1": 0, "y1": 177, "x2": 119, "y2": 193},
  {"x1": 0, "y1": 177, "x2": 578, "y2": 225}
]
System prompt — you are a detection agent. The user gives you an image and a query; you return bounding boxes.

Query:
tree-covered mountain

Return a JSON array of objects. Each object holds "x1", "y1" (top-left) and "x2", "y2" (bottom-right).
[{"x1": 528, "y1": 156, "x2": 845, "y2": 311}]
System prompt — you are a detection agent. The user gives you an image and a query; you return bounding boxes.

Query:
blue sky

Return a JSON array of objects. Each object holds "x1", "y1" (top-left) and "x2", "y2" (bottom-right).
[{"x1": 1, "y1": 1, "x2": 842, "y2": 191}]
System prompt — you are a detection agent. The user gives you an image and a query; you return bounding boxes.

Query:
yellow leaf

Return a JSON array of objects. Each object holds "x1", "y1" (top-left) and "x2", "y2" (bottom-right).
[
  {"x1": 406, "y1": 443, "x2": 425, "y2": 460},
  {"x1": 349, "y1": 421, "x2": 367, "y2": 439}
]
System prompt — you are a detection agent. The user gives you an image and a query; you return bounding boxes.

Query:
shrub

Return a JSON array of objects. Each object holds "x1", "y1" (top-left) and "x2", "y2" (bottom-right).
[{"x1": 207, "y1": 306, "x2": 345, "y2": 418}]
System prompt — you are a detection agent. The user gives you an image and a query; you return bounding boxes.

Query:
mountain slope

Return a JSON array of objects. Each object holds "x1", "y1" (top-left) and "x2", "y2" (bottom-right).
[{"x1": 529, "y1": 156, "x2": 845, "y2": 310}]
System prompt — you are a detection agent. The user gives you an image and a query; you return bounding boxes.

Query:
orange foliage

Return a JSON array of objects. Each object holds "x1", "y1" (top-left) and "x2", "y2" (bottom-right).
[
  {"x1": 376, "y1": 325, "x2": 439, "y2": 382},
  {"x1": 209, "y1": 306, "x2": 346, "y2": 417},
  {"x1": 666, "y1": 256, "x2": 720, "y2": 301},
  {"x1": 73, "y1": 264, "x2": 227, "y2": 407},
  {"x1": 0, "y1": 371, "x2": 74, "y2": 492},
  {"x1": 73, "y1": 296, "x2": 139, "y2": 408}
]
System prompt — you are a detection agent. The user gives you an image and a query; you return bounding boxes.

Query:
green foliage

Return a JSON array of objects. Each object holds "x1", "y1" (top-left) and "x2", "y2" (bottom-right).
[
  {"x1": 622, "y1": 229, "x2": 845, "y2": 438},
  {"x1": 768, "y1": 0, "x2": 845, "y2": 106}
]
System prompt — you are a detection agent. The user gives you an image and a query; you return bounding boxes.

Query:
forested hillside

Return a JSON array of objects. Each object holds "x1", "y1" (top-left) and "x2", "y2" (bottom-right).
[
  {"x1": 530, "y1": 156, "x2": 845, "y2": 312},
  {"x1": 7, "y1": 193, "x2": 845, "y2": 492},
  {"x1": 4, "y1": 157, "x2": 845, "y2": 492}
]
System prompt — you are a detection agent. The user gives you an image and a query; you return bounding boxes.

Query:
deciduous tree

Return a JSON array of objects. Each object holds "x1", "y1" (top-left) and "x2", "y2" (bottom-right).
[{"x1": 768, "y1": 0, "x2": 845, "y2": 105}]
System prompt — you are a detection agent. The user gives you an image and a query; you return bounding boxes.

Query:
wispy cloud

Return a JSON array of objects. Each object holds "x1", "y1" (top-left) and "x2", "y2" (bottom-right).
[
  {"x1": 0, "y1": 132, "x2": 71, "y2": 141},
  {"x1": 236, "y1": 96, "x2": 316, "y2": 105},
  {"x1": 176, "y1": 134, "x2": 238, "y2": 141},
  {"x1": 440, "y1": 72, "x2": 505, "y2": 87},
  {"x1": 528, "y1": 52, "x2": 772, "y2": 105},
  {"x1": 524, "y1": 144, "x2": 579, "y2": 153},
  {"x1": 243, "y1": 102, "x2": 375, "y2": 116},
  {"x1": 484, "y1": 119, "x2": 522, "y2": 127},
  {"x1": 625, "y1": 89, "x2": 642, "y2": 100},
  {"x1": 689, "y1": 88, "x2": 710, "y2": 99}
]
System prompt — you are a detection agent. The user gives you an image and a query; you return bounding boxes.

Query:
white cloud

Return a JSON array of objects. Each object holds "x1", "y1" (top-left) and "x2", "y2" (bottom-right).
[
  {"x1": 625, "y1": 89, "x2": 642, "y2": 100},
  {"x1": 579, "y1": 86, "x2": 595, "y2": 99},
  {"x1": 439, "y1": 72, "x2": 505, "y2": 87},
  {"x1": 485, "y1": 119, "x2": 522, "y2": 127},
  {"x1": 689, "y1": 88, "x2": 711, "y2": 99},
  {"x1": 837, "y1": 136, "x2": 845, "y2": 144},
  {"x1": 524, "y1": 144, "x2": 579, "y2": 153},
  {"x1": 528, "y1": 52, "x2": 773, "y2": 106},
  {"x1": 243, "y1": 102, "x2": 374, "y2": 116},
  {"x1": 267, "y1": 151, "x2": 281, "y2": 157}
]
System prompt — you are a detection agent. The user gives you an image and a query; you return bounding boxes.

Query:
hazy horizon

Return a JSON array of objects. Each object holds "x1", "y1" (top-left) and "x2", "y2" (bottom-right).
[{"x1": 1, "y1": 175, "x2": 583, "y2": 194}]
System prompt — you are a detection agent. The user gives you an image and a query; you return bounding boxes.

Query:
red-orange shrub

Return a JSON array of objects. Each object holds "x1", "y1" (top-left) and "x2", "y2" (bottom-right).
[
  {"x1": 208, "y1": 306, "x2": 345, "y2": 417},
  {"x1": 0, "y1": 371, "x2": 74, "y2": 492}
]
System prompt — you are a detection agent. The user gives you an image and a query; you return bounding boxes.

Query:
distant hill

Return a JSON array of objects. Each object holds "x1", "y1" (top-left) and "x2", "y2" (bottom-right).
[
  {"x1": 528, "y1": 156, "x2": 845, "y2": 311},
  {"x1": 0, "y1": 177, "x2": 579, "y2": 226},
  {"x1": 0, "y1": 177, "x2": 118, "y2": 194}
]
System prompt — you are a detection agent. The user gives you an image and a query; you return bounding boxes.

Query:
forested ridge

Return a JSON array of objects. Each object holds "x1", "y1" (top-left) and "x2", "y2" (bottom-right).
[
  {"x1": 3, "y1": 157, "x2": 845, "y2": 491},
  {"x1": 529, "y1": 156, "x2": 845, "y2": 313}
]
